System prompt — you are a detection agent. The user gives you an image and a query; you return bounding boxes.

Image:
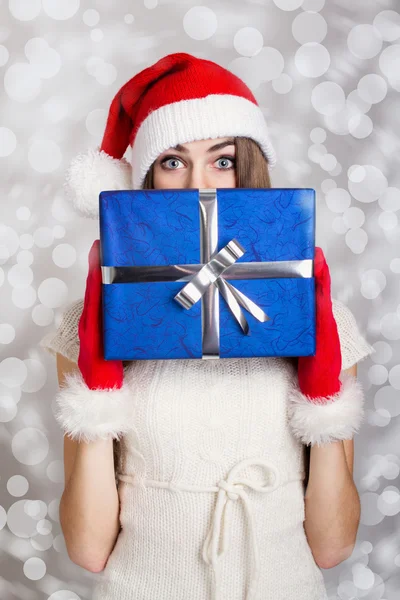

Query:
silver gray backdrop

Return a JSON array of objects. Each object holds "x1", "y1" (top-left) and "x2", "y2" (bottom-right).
[{"x1": 1, "y1": 0, "x2": 400, "y2": 598}]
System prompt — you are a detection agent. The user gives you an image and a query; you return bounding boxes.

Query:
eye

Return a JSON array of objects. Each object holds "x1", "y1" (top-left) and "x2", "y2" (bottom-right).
[
  {"x1": 160, "y1": 156, "x2": 183, "y2": 170},
  {"x1": 216, "y1": 156, "x2": 236, "y2": 170}
]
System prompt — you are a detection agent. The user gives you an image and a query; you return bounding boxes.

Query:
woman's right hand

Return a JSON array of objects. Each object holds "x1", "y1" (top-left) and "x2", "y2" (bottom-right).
[{"x1": 77, "y1": 239, "x2": 124, "y2": 390}]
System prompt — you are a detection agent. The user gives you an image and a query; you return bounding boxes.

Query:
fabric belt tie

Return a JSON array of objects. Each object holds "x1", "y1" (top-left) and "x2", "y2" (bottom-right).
[{"x1": 117, "y1": 457, "x2": 305, "y2": 600}]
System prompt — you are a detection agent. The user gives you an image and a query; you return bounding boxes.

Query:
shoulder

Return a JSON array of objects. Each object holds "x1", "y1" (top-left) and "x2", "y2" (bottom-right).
[
  {"x1": 332, "y1": 297, "x2": 375, "y2": 370},
  {"x1": 39, "y1": 299, "x2": 84, "y2": 364}
]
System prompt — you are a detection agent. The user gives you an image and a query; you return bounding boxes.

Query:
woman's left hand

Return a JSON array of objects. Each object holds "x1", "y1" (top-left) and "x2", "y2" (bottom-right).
[{"x1": 297, "y1": 246, "x2": 342, "y2": 403}]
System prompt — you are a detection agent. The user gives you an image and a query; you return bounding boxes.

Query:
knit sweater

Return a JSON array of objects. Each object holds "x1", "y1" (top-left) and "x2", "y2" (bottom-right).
[{"x1": 40, "y1": 297, "x2": 375, "y2": 600}]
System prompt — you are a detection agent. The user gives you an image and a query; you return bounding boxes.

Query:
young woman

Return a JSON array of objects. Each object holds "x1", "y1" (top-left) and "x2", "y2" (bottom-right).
[{"x1": 40, "y1": 53, "x2": 375, "y2": 600}]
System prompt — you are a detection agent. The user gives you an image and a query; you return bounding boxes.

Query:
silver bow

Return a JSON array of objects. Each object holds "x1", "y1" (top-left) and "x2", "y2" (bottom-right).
[{"x1": 174, "y1": 238, "x2": 269, "y2": 336}]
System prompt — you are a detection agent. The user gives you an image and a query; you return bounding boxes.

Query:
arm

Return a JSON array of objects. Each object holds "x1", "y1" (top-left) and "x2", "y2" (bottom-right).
[
  {"x1": 304, "y1": 363, "x2": 361, "y2": 570},
  {"x1": 57, "y1": 353, "x2": 121, "y2": 573}
]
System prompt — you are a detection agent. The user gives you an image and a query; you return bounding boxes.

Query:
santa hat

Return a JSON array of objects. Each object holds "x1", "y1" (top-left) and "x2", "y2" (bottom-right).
[{"x1": 64, "y1": 52, "x2": 277, "y2": 219}]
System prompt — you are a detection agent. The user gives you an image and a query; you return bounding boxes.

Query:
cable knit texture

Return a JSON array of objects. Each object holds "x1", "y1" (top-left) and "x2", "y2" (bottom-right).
[{"x1": 40, "y1": 297, "x2": 375, "y2": 600}]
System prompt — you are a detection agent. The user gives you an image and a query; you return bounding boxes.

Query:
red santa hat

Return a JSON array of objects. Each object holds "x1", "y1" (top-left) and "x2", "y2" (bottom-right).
[{"x1": 64, "y1": 52, "x2": 277, "y2": 219}]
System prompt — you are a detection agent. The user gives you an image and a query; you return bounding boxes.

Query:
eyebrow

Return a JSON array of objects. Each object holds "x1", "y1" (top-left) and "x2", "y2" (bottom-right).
[{"x1": 171, "y1": 138, "x2": 235, "y2": 154}]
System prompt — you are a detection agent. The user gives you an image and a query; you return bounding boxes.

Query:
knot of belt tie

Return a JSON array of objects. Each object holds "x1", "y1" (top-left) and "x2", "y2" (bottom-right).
[{"x1": 202, "y1": 457, "x2": 281, "y2": 600}]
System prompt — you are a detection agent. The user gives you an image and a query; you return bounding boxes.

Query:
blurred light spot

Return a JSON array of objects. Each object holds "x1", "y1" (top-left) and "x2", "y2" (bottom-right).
[
  {"x1": 0, "y1": 127, "x2": 17, "y2": 157},
  {"x1": 357, "y1": 73, "x2": 387, "y2": 105},
  {"x1": 32, "y1": 304, "x2": 54, "y2": 327},
  {"x1": 310, "y1": 127, "x2": 326, "y2": 143},
  {"x1": 24, "y1": 38, "x2": 61, "y2": 79},
  {"x1": 360, "y1": 492, "x2": 384, "y2": 526},
  {"x1": 345, "y1": 228, "x2": 368, "y2": 254},
  {"x1": 301, "y1": 0, "x2": 325, "y2": 11},
  {"x1": 320, "y1": 153, "x2": 336, "y2": 170},
  {"x1": 7, "y1": 475, "x2": 29, "y2": 497},
  {"x1": 42, "y1": 95, "x2": 69, "y2": 123},
  {"x1": 377, "y1": 488, "x2": 400, "y2": 516},
  {"x1": 9, "y1": 0, "x2": 42, "y2": 21},
  {"x1": 52, "y1": 244, "x2": 76, "y2": 268},
  {"x1": 0, "y1": 324, "x2": 16, "y2": 344},
  {"x1": 274, "y1": 0, "x2": 303, "y2": 10},
  {"x1": 21, "y1": 359, "x2": 47, "y2": 393},
  {"x1": 349, "y1": 113, "x2": 373, "y2": 139},
  {"x1": 348, "y1": 165, "x2": 388, "y2": 203},
  {"x1": 17, "y1": 250, "x2": 33, "y2": 267},
  {"x1": 373, "y1": 10, "x2": 400, "y2": 42},
  {"x1": 38, "y1": 278, "x2": 68, "y2": 308},
  {"x1": 361, "y1": 269, "x2": 386, "y2": 299},
  {"x1": 0, "y1": 394, "x2": 17, "y2": 422},
  {"x1": 91, "y1": 28, "x2": 104, "y2": 42},
  {"x1": 37, "y1": 518, "x2": 52, "y2": 534},
  {"x1": 311, "y1": 81, "x2": 345, "y2": 116},
  {"x1": 249, "y1": 47, "x2": 285, "y2": 82},
  {"x1": 23, "y1": 557, "x2": 46, "y2": 581},
  {"x1": 4, "y1": 63, "x2": 41, "y2": 102},
  {"x1": 19, "y1": 233, "x2": 34, "y2": 250},
  {"x1": 12, "y1": 429, "x2": 49, "y2": 465},
  {"x1": 374, "y1": 385, "x2": 400, "y2": 415},
  {"x1": 28, "y1": 141, "x2": 62, "y2": 173},
  {"x1": 308, "y1": 143, "x2": 327, "y2": 164},
  {"x1": 183, "y1": 7, "x2": 218, "y2": 41},
  {"x1": 352, "y1": 563, "x2": 375, "y2": 590},
  {"x1": 370, "y1": 341, "x2": 392, "y2": 364},
  {"x1": 325, "y1": 188, "x2": 351, "y2": 213},
  {"x1": 347, "y1": 89, "x2": 371, "y2": 114},
  {"x1": 83, "y1": 9, "x2": 100, "y2": 27},
  {"x1": 16, "y1": 206, "x2": 31, "y2": 221},
  {"x1": 8, "y1": 264, "x2": 33, "y2": 288},
  {"x1": 234, "y1": 27, "x2": 263, "y2": 57},
  {"x1": 7, "y1": 500, "x2": 39, "y2": 537},
  {"x1": 348, "y1": 24, "x2": 382, "y2": 60},
  {"x1": 378, "y1": 210, "x2": 398, "y2": 231},
  {"x1": 379, "y1": 44, "x2": 400, "y2": 91},
  {"x1": 0, "y1": 45, "x2": 9, "y2": 66},
  {"x1": 292, "y1": 11, "x2": 327, "y2": 44},
  {"x1": 295, "y1": 42, "x2": 330, "y2": 77},
  {"x1": 379, "y1": 187, "x2": 400, "y2": 212},
  {"x1": 343, "y1": 206, "x2": 365, "y2": 229},
  {"x1": 47, "y1": 460, "x2": 64, "y2": 483},
  {"x1": 86, "y1": 108, "x2": 107, "y2": 137},
  {"x1": 0, "y1": 357, "x2": 27, "y2": 387},
  {"x1": 272, "y1": 73, "x2": 292, "y2": 94},
  {"x1": 53, "y1": 225, "x2": 66, "y2": 238},
  {"x1": 42, "y1": 0, "x2": 80, "y2": 21},
  {"x1": 388, "y1": 364, "x2": 400, "y2": 390},
  {"x1": 332, "y1": 216, "x2": 348, "y2": 235},
  {"x1": 368, "y1": 364, "x2": 388, "y2": 385},
  {"x1": 12, "y1": 286, "x2": 36, "y2": 309},
  {"x1": 124, "y1": 14, "x2": 134, "y2": 24}
]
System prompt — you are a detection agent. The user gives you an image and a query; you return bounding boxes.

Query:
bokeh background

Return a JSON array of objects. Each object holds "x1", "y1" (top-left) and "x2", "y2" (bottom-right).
[{"x1": 1, "y1": 0, "x2": 400, "y2": 598}]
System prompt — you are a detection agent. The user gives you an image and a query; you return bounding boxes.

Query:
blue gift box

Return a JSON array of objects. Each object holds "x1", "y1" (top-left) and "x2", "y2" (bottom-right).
[{"x1": 99, "y1": 188, "x2": 316, "y2": 360}]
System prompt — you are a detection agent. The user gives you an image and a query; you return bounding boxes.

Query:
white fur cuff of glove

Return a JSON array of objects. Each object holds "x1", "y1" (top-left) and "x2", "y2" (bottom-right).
[
  {"x1": 287, "y1": 371, "x2": 365, "y2": 447},
  {"x1": 54, "y1": 370, "x2": 133, "y2": 443}
]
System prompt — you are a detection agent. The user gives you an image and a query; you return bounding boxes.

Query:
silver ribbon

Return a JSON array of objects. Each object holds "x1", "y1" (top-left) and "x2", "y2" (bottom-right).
[{"x1": 102, "y1": 189, "x2": 313, "y2": 358}]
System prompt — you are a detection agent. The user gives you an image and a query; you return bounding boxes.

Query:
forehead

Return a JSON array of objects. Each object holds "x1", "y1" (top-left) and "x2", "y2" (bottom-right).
[{"x1": 163, "y1": 137, "x2": 235, "y2": 153}]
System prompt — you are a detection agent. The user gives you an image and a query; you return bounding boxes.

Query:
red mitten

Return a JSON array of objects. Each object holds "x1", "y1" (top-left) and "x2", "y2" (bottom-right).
[
  {"x1": 78, "y1": 239, "x2": 124, "y2": 389},
  {"x1": 53, "y1": 240, "x2": 132, "y2": 443},
  {"x1": 287, "y1": 247, "x2": 365, "y2": 446}
]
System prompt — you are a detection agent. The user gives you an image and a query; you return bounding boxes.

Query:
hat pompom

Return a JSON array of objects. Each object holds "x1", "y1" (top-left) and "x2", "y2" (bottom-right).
[{"x1": 64, "y1": 147, "x2": 132, "y2": 219}]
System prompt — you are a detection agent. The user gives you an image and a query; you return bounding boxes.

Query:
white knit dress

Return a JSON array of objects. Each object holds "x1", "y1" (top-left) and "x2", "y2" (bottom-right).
[{"x1": 40, "y1": 297, "x2": 375, "y2": 600}]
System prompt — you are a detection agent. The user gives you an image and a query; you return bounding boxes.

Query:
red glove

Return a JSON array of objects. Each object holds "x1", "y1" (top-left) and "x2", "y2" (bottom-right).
[
  {"x1": 297, "y1": 247, "x2": 342, "y2": 401},
  {"x1": 287, "y1": 247, "x2": 365, "y2": 446},
  {"x1": 53, "y1": 239, "x2": 132, "y2": 443},
  {"x1": 78, "y1": 239, "x2": 124, "y2": 389}
]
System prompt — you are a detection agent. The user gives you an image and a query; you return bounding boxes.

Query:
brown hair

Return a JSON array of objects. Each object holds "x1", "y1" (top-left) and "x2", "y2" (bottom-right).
[{"x1": 141, "y1": 136, "x2": 272, "y2": 190}]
